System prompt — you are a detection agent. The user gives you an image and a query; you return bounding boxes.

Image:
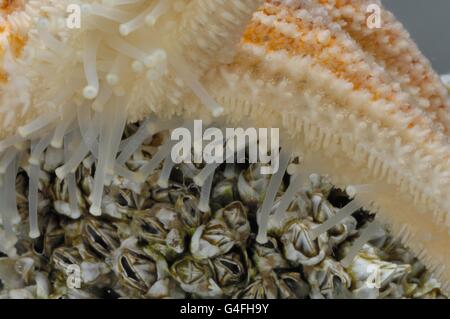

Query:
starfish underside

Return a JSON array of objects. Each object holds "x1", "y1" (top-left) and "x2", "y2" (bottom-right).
[{"x1": 0, "y1": 0, "x2": 450, "y2": 292}]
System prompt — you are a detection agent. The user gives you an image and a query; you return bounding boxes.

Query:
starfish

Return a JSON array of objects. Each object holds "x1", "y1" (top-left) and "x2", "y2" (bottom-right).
[{"x1": 0, "y1": 0, "x2": 449, "y2": 293}]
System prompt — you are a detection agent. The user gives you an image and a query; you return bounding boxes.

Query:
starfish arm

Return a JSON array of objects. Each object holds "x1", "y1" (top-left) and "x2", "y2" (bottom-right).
[
  {"x1": 201, "y1": 1, "x2": 450, "y2": 289},
  {"x1": 317, "y1": 0, "x2": 450, "y2": 130},
  {"x1": 0, "y1": 1, "x2": 30, "y2": 137},
  {"x1": 0, "y1": 0, "x2": 264, "y2": 137}
]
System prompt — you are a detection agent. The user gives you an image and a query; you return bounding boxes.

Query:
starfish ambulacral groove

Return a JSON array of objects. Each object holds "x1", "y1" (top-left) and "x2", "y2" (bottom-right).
[{"x1": 0, "y1": 0, "x2": 449, "y2": 293}]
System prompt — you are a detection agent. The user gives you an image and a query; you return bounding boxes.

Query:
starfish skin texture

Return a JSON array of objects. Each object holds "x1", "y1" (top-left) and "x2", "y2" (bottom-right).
[
  {"x1": 0, "y1": 0, "x2": 450, "y2": 292},
  {"x1": 318, "y1": 0, "x2": 450, "y2": 131}
]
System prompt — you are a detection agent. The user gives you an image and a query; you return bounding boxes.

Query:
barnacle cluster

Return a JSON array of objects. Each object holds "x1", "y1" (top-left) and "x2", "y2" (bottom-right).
[{"x1": 0, "y1": 122, "x2": 447, "y2": 299}]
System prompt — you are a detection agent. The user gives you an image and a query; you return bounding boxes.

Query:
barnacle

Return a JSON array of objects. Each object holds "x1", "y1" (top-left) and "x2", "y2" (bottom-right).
[
  {"x1": 2, "y1": 151, "x2": 446, "y2": 299},
  {"x1": 0, "y1": 0, "x2": 450, "y2": 298}
]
